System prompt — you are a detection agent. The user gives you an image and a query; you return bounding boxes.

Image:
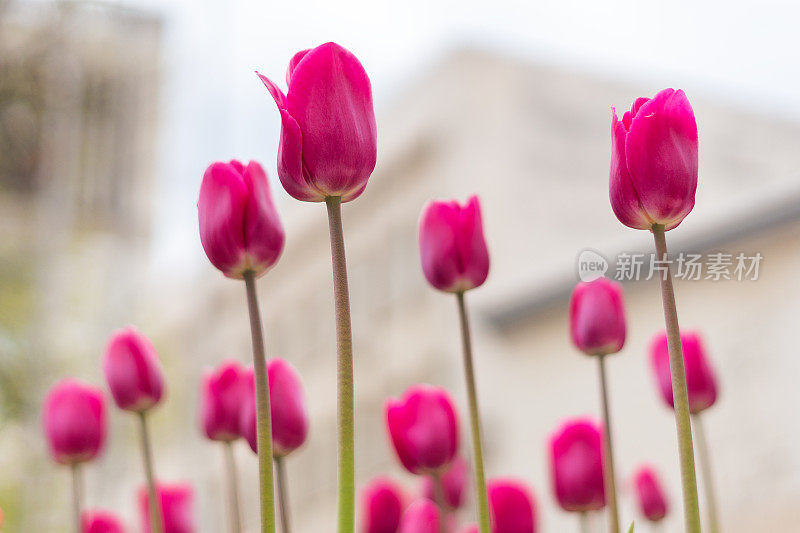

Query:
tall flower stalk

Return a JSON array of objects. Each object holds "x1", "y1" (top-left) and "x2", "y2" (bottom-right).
[
  {"x1": 138, "y1": 411, "x2": 164, "y2": 533},
  {"x1": 71, "y1": 464, "x2": 83, "y2": 533},
  {"x1": 223, "y1": 442, "x2": 242, "y2": 533},
  {"x1": 693, "y1": 415, "x2": 719, "y2": 533}
]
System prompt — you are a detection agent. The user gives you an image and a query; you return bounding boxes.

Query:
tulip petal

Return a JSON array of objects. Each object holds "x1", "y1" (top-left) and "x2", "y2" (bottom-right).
[
  {"x1": 419, "y1": 201, "x2": 462, "y2": 291},
  {"x1": 609, "y1": 109, "x2": 653, "y2": 230},
  {"x1": 286, "y1": 49, "x2": 312, "y2": 86},
  {"x1": 268, "y1": 358, "x2": 309, "y2": 456},
  {"x1": 241, "y1": 161, "x2": 285, "y2": 276},
  {"x1": 456, "y1": 197, "x2": 490, "y2": 290},
  {"x1": 276, "y1": 109, "x2": 326, "y2": 201},
  {"x1": 256, "y1": 71, "x2": 287, "y2": 109}
]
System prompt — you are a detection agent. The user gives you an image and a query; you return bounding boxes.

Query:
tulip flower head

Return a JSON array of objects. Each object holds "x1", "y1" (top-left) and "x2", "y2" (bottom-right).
[
  {"x1": 487, "y1": 478, "x2": 537, "y2": 533},
  {"x1": 549, "y1": 418, "x2": 606, "y2": 512},
  {"x1": 138, "y1": 483, "x2": 194, "y2": 533},
  {"x1": 360, "y1": 476, "x2": 406, "y2": 533},
  {"x1": 386, "y1": 385, "x2": 460, "y2": 475},
  {"x1": 398, "y1": 499, "x2": 441, "y2": 533},
  {"x1": 197, "y1": 159, "x2": 285, "y2": 279},
  {"x1": 82, "y1": 510, "x2": 126, "y2": 533},
  {"x1": 632, "y1": 466, "x2": 669, "y2": 522},
  {"x1": 421, "y1": 455, "x2": 468, "y2": 510},
  {"x1": 42, "y1": 379, "x2": 107, "y2": 465},
  {"x1": 569, "y1": 277, "x2": 626, "y2": 356},
  {"x1": 610, "y1": 88, "x2": 698, "y2": 231},
  {"x1": 240, "y1": 358, "x2": 309, "y2": 456},
  {"x1": 102, "y1": 327, "x2": 165, "y2": 412},
  {"x1": 257, "y1": 42, "x2": 377, "y2": 202},
  {"x1": 199, "y1": 359, "x2": 247, "y2": 441},
  {"x1": 650, "y1": 330, "x2": 718, "y2": 414},
  {"x1": 419, "y1": 196, "x2": 490, "y2": 293}
]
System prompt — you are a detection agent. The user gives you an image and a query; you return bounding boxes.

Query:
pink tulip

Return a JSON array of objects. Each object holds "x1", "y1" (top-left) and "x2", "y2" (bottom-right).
[
  {"x1": 102, "y1": 327, "x2": 165, "y2": 412},
  {"x1": 398, "y1": 499, "x2": 441, "y2": 533},
  {"x1": 649, "y1": 331, "x2": 718, "y2": 414},
  {"x1": 569, "y1": 277, "x2": 626, "y2": 356},
  {"x1": 609, "y1": 88, "x2": 698, "y2": 231},
  {"x1": 421, "y1": 455, "x2": 468, "y2": 510},
  {"x1": 461, "y1": 526, "x2": 478, "y2": 533},
  {"x1": 199, "y1": 359, "x2": 246, "y2": 441},
  {"x1": 240, "y1": 358, "x2": 309, "y2": 456},
  {"x1": 419, "y1": 196, "x2": 490, "y2": 293},
  {"x1": 42, "y1": 379, "x2": 106, "y2": 465},
  {"x1": 138, "y1": 483, "x2": 194, "y2": 533},
  {"x1": 386, "y1": 385, "x2": 459, "y2": 475},
  {"x1": 82, "y1": 510, "x2": 125, "y2": 533},
  {"x1": 257, "y1": 42, "x2": 377, "y2": 203},
  {"x1": 360, "y1": 476, "x2": 406, "y2": 533},
  {"x1": 487, "y1": 478, "x2": 537, "y2": 533},
  {"x1": 197, "y1": 159, "x2": 285, "y2": 279},
  {"x1": 632, "y1": 466, "x2": 669, "y2": 522},
  {"x1": 549, "y1": 418, "x2": 606, "y2": 512}
]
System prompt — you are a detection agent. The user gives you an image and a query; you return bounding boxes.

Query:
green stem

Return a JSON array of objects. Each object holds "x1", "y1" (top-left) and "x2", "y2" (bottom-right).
[
  {"x1": 223, "y1": 441, "x2": 242, "y2": 533},
  {"x1": 693, "y1": 414, "x2": 719, "y2": 533},
  {"x1": 325, "y1": 196, "x2": 356, "y2": 533},
  {"x1": 71, "y1": 463, "x2": 82, "y2": 533},
  {"x1": 432, "y1": 473, "x2": 448, "y2": 533},
  {"x1": 275, "y1": 456, "x2": 292, "y2": 533},
  {"x1": 597, "y1": 354, "x2": 620, "y2": 533},
  {"x1": 579, "y1": 511, "x2": 590, "y2": 533},
  {"x1": 244, "y1": 271, "x2": 277, "y2": 533},
  {"x1": 651, "y1": 224, "x2": 701, "y2": 533},
  {"x1": 138, "y1": 410, "x2": 164, "y2": 533},
  {"x1": 455, "y1": 291, "x2": 490, "y2": 533}
]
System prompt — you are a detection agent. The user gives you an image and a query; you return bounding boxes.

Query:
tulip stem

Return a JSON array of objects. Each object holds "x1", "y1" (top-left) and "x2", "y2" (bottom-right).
[
  {"x1": 693, "y1": 414, "x2": 719, "y2": 533},
  {"x1": 597, "y1": 354, "x2": 620, "y2": 533},
  {"x1": 138, "y1": 410, "x2": 164, "y2": 533},
  {"x1": 455, "y1": 291, "x2": 491, "y2": 533},
  {"x1": 432, "y1": 473, "x2": 448, "y2": 533},
  {"x1": 325, "y1": 196, "x2": 356, "y2": 533},
  {"x1": 579, "y1": 511, "x2": 589, "y2": 533},
  {"x1": 244, "y1": 271, "x2": 277, "y2": 533},
  {"x1": 651, "y1": 224, "x2": 701, "y2": 533},
  {"x1": 224, "y1": 442, "x2": 242, "y2": 533},
  {"x1": 71, "y1": 464, "x2": 82, "y2": 533},
  {"x1": 275, "y1": 456, "x2": 292, "y2": 533}
]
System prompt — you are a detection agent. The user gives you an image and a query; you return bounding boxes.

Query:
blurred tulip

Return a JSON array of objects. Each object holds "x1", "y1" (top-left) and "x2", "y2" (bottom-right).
[
  {"x1": 102, "y1": 327, "x2": 165, "y2": 412},
  {"x1": 360, "y1": 476, "x2": 406, "y2": 533},
  {"x1": 42, "y1": 379, "x2": 106, "y2": 465},
  {"x1": 82, "y1": 510, "x2": 125, "y2": 533},
  {"x1": 241, "y1": 358, "x2": 309, "y2": 456},
  {"x1": 609, "y1": 88, "x2": 698, "y2": 231},
  {"x1": 199, "y1": 360, "x2": 246, "y2": 441},
  {"x1": 632, "y1": 466, "x2": 669, "y2": 522},
  {"x1": 421, "y1": 455, "x2": 468, "y2": 510},
  {"x1": 197, "y1": 159, "x2": 285, "y2": 279},
  {"x1": 650, "y1": 331, "x2": 719, "y2": 414},
  {"x1": 549, "y1": 418, "x2": 606, "y2": 512},
  {"x1": 257, "y1": 42, "x2": 377, "y2": 202},
  {"x1": 386, "y1": 385, "x2": 460, "y2": 475},
  {"x1": 419, "y1": 196, "x2": 490, "y2": 293},
  {"x1": 138, "y1": 483, "x2": 194, "y2": 533},
  {"x1": 399, "y1": 499, "x2": 441, "y2": 533},
  {"x1": 461, "y1": 527, "x2": 478, "y2": 533},
  {"x1": 569, "y1": 277, "x2": 626, "y2": 356},
  {"x1": 487, "y1": 478, "x2": 537, "y2": 533}
]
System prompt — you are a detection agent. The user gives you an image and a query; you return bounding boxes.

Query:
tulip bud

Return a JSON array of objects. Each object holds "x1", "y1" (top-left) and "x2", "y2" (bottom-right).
[
  {"x1": 82, "y1": 510, "x2": 125, "y2": 533},
  {"x1": 102, "y1": 327, "x2": 165, "y2": 412},
  {"x1": 240, "y1": 358, "x2": 309, "y2": 456},
  {"x1": 386, "y1": 385, "x2": 460, "y2": 475},
  {"x1": 197, "y1": 159, "x2": 285, "y2": 279},
  {"x1": 257, "y1": 42, "x2": 377, "y2": 203},
  {"x1": 42, "y1": 379, "x2": 107, "y2": 465},
  {"x1": 399, "y1": 499, "x2": 441, "y2": 533},
  {"x1": 632, "y1": 466, "x2": 669, "y2": 522},
  {"x1": 487, "y1": 478, "x2": 538, "y2": 533},
  {"x1": 569, "y1": 277, "x2": 626, "y2": 356},
  {"x1": 199, "y1": 360, "x2": 246, "y2": 442},
  {"x1": 609, "y1": 88, "x2": 698, "y2": 231},
  {"x1": 360, "y1": 476, "x2": 406, "y2": 533},
  {"x1": 549, "y1": 418, "x2": 606, "y2": 512},
  {"x1": 649, "y1": 331, "x2": 718, "y2": 414},
  {"x1": 138, "y1": 483, "x2": 194, "y2": 533},
  {"x1": 420, "y1": 455, "x2": 468, "y2": 510},
  {"x1": 419, "y1": 196, "x2": 490, "y2": 293}
]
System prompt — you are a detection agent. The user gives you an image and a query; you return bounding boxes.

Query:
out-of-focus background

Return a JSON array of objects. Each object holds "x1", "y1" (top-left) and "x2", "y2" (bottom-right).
[{"x1": 2, "y1": 0, "x2": 800, "y2": 531}]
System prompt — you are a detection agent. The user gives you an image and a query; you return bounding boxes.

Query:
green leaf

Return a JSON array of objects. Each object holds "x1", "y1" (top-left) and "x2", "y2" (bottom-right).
[{"x1": 627, "y1": 521, "x2": 635, "y2": 533}]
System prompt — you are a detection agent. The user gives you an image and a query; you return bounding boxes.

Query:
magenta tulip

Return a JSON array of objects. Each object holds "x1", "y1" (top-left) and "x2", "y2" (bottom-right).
[
  {"x1": 82, "y1": 510, "x2": 125, "y2": 533},
  {"x1": 421, "y1": 455, "x2": 468, "y2": 510},
  {"x1": 102, "y1": 327, "x2": 165, "y2": 412},
  {"x1": 633, "y1": 466, "x2": 669, "y2": 522},
  {"x1": 138, "y1": 483, "x2": 194, "y2": 533},
  {"x1": 199, "y1": 359, "x2": 246, "y2": 441},
  {"x1": 360, "y1": 476, "x2": 406, "y2": 533},
  {"x1": 42, "y1": 379, "x2": 106, "y2": 465},
  {"x1": 386, "y1": 385, "x2": 460, "y2": 475},
  {"x1": 487, "y1": 478, "x2": 537, "y2": 533},
  {"x1": 549, "y1": 418, "x2": 606, "y2": 512},
  {"x1": 650, "y1": 331, "x2": 718, "y2": 414},
  {"x1": 240, "y1": 358, "x2": 309, "y2": 456},
  {"x1": 569, "y1": 277, "x2": 626, "y2": 356},
  {"x1": 257, "y1": 42, "x2": 377, "y2": 203},
  {"x1": 419, "y1": 196, "x2": 490, "y2": 293},
  {"x1": 610, "y1": 88, "x2": 698, "y2": 231},
  {"x1": 399, "y1": 499, "x2": 441, "y2": 533}
]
